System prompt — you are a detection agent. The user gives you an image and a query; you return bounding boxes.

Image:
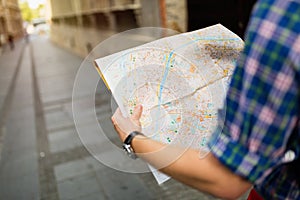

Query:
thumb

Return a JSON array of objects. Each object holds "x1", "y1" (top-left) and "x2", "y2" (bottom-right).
[{"x1": 131, "y1": 105, "x2": 143, "y2": 120}]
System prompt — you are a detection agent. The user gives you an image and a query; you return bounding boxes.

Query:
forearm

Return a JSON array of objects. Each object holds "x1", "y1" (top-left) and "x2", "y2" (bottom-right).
[
  {"x1": 132, "y1": 135, "x2": 251, "y2": 199},
  {"x1": 111, "y1": 106, "x2": 251, "y2": 199}
]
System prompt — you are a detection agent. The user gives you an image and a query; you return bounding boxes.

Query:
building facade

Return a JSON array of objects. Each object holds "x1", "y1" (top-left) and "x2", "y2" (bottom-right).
[
  {"x1": 48, "y1": 0, "x2": 188, "y2": 57},
  {"x1": 48, "y1": 0, "x2": 256, "y2": 57},
  {"x1": 49, "y1": 0, "x2": 140, "y2": 57},
  {"x1": 0, "y1": 0, "x2": 23, "y2": 46}
]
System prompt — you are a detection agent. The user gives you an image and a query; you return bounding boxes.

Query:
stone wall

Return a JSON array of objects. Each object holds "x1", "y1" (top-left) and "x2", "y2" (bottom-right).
[
  {"x1": 49, "y1": 0, "x2": 141, "y2": 57},
  {"x1": 0, "y1": 0, "x2": 23, "y2": 45},
  {"x1": 164, "y1": 0, "x2": 187, "y2": 32},
  {"x1": 140, "y1": 0, "x2": 187, "y2": 32},
  {"x1": 49, "y1": 0, "x2": 189, "y2": 57}
]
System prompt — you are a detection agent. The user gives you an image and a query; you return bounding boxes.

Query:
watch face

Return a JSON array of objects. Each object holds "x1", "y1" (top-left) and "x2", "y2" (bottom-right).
[{"x1": 123, "y1": 144, "x2": 137, "y2": 159}]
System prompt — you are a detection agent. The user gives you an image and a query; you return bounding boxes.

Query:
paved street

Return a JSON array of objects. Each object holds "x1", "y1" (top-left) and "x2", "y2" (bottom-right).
[{"x1": 0, "y1": 34, "x2": 248, "y2": 200}]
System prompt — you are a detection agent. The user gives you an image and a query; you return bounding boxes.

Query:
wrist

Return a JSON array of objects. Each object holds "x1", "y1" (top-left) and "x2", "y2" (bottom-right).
[{"x1": 123, "y1": 131, "x2": 145, "y2": 159}]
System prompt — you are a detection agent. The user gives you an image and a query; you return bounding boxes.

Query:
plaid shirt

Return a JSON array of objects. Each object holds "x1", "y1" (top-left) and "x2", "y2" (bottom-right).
[{"x1": 208, "y1": 0, "x2": 300, "y2": 199}]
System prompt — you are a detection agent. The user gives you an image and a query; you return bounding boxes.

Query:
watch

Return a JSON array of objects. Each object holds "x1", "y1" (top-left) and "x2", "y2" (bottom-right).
[{"x1": 123, "y1": 131, "x2": 143, "y2": 159}]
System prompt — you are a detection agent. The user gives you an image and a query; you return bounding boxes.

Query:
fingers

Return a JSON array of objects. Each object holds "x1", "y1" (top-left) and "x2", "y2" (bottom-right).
[
  {"x1": 111, "y1": 108, "x2": 120, "y2": 125},
  {"x1": 112, "y1": 106, "x2": 143, "y2": 123},
  {"x1": 132, "y1": 105, "x2": 143, "y2": 120},
  {"x1": 111, "y1": 106, "x2": 142, "y2": 142}
]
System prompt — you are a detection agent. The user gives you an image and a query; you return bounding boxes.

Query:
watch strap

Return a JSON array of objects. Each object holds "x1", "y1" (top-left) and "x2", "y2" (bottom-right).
[
  {"x1": 124, "y1": 131, "x2": 142, "y2": 145},
  {"x1": 123, "y1": 131, "x2": 143, "y2": 159}
]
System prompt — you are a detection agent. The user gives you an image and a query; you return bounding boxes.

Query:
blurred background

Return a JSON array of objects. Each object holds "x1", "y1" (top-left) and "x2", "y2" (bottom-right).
[
  {"x1": 0, "y1": 0, "x2": 257, "y2": 56},
  {"x1": 0, "y1": 0, "x2": 256, "y2": 200}
]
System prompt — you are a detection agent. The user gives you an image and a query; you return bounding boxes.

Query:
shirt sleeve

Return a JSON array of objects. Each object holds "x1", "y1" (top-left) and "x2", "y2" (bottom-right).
[{"x1": 208, "y1": 0, "x2": 300, "y2": 184}]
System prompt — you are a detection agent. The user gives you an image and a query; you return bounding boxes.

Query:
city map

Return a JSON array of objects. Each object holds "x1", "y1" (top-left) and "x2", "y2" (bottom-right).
[{"x1": 94, "y1": 24, "x2": 244, "y2": 184}]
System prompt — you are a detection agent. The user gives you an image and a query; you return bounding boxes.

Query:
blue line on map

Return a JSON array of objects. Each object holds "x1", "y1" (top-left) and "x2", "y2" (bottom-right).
[{"x1": 158, "y1": 51, "x2": 174, "y2": 104}]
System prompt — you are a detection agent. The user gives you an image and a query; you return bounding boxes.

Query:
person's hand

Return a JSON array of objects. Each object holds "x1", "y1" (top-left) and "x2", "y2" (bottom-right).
[{"x1": 111, "y1": 105, "x2": 143, "y2": 142}]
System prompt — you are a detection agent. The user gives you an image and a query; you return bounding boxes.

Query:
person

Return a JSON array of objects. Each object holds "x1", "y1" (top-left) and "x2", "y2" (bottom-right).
[
  {"x1": 8, "y1": 34, "x2": 14, "y2": 50},
  {"x1": 24, "y1": 31, "x2": 29, "y2": 44},
  {"x1": 111, "y1": 0, "x2": 300, "y2": 199}
]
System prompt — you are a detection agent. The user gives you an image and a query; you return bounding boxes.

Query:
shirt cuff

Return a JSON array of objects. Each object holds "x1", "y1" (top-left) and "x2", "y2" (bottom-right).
[{"x1": 208, "y1": 128, "x2": 277, "y2": 184}]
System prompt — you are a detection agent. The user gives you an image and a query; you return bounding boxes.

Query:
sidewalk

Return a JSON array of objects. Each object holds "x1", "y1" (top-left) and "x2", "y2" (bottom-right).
[{"x1": 0, "y1": 34, "x2": 247, "y2": 200}]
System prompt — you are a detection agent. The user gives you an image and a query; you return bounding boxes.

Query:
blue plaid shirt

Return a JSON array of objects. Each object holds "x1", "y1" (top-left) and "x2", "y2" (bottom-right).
[{"x1": 208, "y1": 0, "x2": 300, "y2": 199}]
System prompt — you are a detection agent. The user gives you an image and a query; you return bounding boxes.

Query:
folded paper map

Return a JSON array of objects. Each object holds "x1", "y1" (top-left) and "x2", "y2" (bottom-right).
[{"x1": 94, "y1": 24, "x2": 244, "y2": 184}]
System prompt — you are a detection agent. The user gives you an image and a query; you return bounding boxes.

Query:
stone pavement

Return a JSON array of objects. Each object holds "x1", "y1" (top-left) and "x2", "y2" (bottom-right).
[{"x1": 0, "y1": 34, "x2": 249, "y2": 200}]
